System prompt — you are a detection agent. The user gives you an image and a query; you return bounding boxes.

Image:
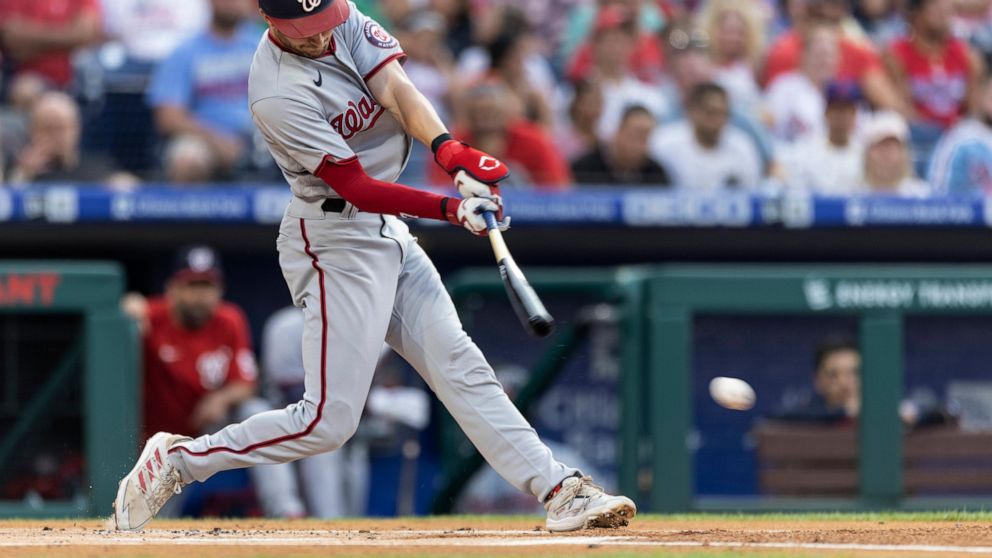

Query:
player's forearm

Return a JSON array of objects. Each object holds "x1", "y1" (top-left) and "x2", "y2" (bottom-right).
[
  {"x1": 316, "y1": 156, "x2": 455, "y2": 222},
  {"x1": 368, "y1": 61, "x2": 448, "y2": 148},
  {"x1": 391, "y1": 81, "x2": 448, "y2": 148}
]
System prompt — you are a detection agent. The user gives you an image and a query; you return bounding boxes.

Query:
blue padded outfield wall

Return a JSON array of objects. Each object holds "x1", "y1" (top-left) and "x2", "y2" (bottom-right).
[{"x1": 1, "y1": 185, "x2": 992, "y2": 228}]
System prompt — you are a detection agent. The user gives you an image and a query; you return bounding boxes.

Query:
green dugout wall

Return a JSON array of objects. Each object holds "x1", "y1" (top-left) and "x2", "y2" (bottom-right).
[
  {"x1": 0, "y1": 262, "x2": 138, "y2": 517},
  {"x1": 4, "y1": 262, "x2": 991, "y2": 516},
  {"x1": 448, "y1": 265, "x2": 992, "y2": 513}
]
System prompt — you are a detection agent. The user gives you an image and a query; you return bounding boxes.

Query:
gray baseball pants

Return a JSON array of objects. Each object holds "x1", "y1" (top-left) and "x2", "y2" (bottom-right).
[{"x1": 169, "y1": 197, "x2": 575, "y2": 501}]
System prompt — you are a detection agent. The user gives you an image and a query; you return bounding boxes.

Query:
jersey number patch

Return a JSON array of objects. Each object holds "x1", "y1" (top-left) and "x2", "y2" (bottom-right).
[{"x1": 364, "y1": 21, "x2": 398, "y2": 49}]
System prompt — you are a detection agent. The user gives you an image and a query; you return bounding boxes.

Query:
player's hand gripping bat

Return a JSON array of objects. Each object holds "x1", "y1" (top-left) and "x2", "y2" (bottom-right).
[{"x1": 483, "y1": 211, "x2": 555, "y2": 338}]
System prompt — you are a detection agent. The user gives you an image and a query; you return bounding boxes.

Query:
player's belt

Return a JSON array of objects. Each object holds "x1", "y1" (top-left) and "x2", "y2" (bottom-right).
[{"x1": 321, "y1": 198, "x2": 347, "y2": 213}]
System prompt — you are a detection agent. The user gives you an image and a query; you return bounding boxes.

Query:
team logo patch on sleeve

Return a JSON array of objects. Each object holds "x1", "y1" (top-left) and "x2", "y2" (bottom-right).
[{"x1": 364, "y1": 21, "x2": 398, "y2": 49}]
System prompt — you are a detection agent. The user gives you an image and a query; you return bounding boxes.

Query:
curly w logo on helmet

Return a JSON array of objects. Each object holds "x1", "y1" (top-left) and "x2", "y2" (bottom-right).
[{"x1": 297, "y1": 0, "x2": 321, "y2": 12}]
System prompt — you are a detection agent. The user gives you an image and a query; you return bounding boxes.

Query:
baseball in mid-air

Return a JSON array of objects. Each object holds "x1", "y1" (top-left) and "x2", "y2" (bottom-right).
[{"x1": 709, "y1": 377, "x2": 756, "y2": 411}]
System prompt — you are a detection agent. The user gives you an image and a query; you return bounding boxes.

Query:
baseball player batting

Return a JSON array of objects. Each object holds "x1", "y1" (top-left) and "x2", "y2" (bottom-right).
[{"x1": 114, "y1": 0, "x2": 635, "y2": 532}]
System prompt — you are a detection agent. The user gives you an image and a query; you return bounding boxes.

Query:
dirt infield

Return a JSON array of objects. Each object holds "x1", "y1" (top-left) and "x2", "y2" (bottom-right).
[{"x1": 3, "y1": 515, "x2": 992, "y2": 557}]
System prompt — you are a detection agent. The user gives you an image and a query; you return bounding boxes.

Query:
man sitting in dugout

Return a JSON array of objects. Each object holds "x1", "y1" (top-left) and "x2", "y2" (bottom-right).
[{"x1": 771, "y1": 335, "x2": 952, "y2": 428}]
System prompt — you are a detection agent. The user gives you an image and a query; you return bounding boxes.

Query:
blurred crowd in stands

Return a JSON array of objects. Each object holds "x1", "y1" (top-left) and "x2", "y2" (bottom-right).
[{"x1": 4, "y1": 0, "x2": 992, "y2": 196}]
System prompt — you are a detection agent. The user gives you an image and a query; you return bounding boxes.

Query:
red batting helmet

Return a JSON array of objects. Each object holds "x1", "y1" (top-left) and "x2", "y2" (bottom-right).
[{"x1": 259, "y1": 0, "x2": 351, "y2": 39}]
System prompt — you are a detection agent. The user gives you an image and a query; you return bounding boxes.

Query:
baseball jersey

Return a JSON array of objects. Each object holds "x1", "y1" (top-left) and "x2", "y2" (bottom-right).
[
  {"x1": 928, "y1": 118, "x2": 992, "y2": 195},
  {"x1": 142, "y1": 298, "x2": 258, "y2": 440},
  {"x1": 248, "y1": 2, "x2": 409, "y2": 202},
  {"x1": 889, "y1": 37, "x2": 971, "y2": 129},
  {"x1": 763, "y1": 31, "x2": 883, "y2": 87},
  {"x1": 763, "y1": 72, "x2": 826, "y2": 143}
]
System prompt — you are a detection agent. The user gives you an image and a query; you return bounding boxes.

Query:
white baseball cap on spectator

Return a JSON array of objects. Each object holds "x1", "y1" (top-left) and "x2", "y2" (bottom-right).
[
  {"x1": 862, "y1": 111, "x2": 910, "y2": 147},
  {"x1": 861, "y1": 110, "x2": 930, "y2": 197}
]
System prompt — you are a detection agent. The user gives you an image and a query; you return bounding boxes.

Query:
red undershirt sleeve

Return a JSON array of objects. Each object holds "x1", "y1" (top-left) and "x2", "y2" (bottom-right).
[{"x1": 315, "y1": 155, "x2": 456, "y2": 222}]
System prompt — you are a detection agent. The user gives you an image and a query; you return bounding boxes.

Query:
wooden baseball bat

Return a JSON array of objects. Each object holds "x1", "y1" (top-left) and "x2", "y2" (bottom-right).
[{"x1": 483, "y1": 211, "x2": 555, "y2": 338}]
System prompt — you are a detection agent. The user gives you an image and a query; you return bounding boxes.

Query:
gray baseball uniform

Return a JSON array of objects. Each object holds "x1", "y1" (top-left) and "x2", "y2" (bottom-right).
[{"x1": 168, "y1": 3, "x2": 576, "y2": 502}]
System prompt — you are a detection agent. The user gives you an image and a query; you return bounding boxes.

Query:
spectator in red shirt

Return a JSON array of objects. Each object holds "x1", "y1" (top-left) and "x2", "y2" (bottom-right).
[
  {"x1": 432, "y1": 82, "x2": 571, "y2": 188},
  {"x1": 123, "y1": 246, "x2": 304, "y2": 518},
  {"x1": 885, "y1": 0, "x2": 984, "y2": 174},
  {"x1": 0, "y1": 0, "x2": 103, "y2": 89},
  {"x1": 762, "y1": 1, "x2": 904, "y2": 112},
  {"x1": 885, "y1": 0, "x2": 984, "y2": 130},
  {"x1": 566, "y1": 2, "x2": 665, "y2": 85}
]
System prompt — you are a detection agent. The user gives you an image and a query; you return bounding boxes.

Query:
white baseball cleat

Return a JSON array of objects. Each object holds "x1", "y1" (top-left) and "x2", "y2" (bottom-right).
[
  {"x1": 113, "y1": 432, "x2": 192, "y2": 531},
  {"x1": 544, "y1": 476, "x2": 637, "y2": 532}
]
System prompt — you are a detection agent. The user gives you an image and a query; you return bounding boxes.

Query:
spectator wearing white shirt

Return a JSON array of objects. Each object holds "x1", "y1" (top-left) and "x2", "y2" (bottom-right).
[
  {"x1": 650, "y1": 82, "x2": 763, "y2": 191},
  {"x1": 696, "y1": 0, "x2": 766, "y2": 116},
  {"x1": 781, "y1": 82, "x2": 866, "y2": 195},
  {"x1": 588, "y1": 6, "x2": 668, "y2": 141},
  {"x1": 100, "y1": 0, "x2": 210, "y2": 68},
  {"x1": 862, "y1": 111, "x2": 932, "y2": 197},
  {"x1": 656, "y1": 26, "x2": 774, "y2": 173},
  {"x1": 764, "y1": 22, "x2": 842, "y2": 143},
  {"x1": 89, "y1": 0, "x2": 211, "y2": 173}
]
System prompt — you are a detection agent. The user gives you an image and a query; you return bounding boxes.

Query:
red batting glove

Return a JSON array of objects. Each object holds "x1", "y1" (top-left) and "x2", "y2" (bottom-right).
[
  {"x1": 434, "y1": 139, "x2": 511, "y2": 184},
  {"x1": 434, "y1": 137, "x2": 509, "y2": 221}
]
